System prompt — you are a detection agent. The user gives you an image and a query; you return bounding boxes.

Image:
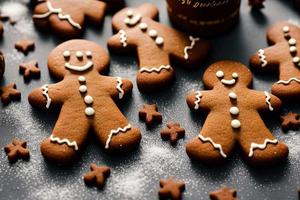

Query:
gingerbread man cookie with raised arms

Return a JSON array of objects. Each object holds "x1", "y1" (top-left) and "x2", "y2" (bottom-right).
[
  {"x1": 186, "y1": 61, "x2": 288, "y2": 166},
  {"x1": 28, "y1": 40, "x2": 141, "y2": 165},
  {"x1": 250, "y1": 21, "x2": 300, "y2": 101},
  {"x1": 32, "y1": 0, "x2": 111, "y2": 38},
  {"x1": 107, "y1": 3, "x2": 211, "y2": 92}
]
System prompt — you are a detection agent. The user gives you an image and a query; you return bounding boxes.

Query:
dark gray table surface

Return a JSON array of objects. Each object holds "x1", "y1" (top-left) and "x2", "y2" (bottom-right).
[{"x1": 0, "y1": 0, "x2": 299, "y2": 199}]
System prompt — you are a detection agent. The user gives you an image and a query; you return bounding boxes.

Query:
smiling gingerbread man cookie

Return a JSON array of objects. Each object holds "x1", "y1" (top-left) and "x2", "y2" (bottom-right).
[
  {"x1": 32, "y1": 0, "x2": 108, "y2": 38},
  {"x1": 28, "y1": 40, "x2": 141, "y2": 165},
  {"x1": 107, "y1": 3, "x2": 211, "y2": 92},
  {"x1": 250, "y1": 21, "x2": 300, "y2": 101},
  {"x1": 186, "y1": 61, "x2": 288, "y2": 166}
]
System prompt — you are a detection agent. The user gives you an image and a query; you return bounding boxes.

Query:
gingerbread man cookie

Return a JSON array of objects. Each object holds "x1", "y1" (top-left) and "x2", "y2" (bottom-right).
[
  {"x1": 32, "y1": 0, "x2": 107, "y2": 38},
  {"x1": 250, "y1": 21, "x2": 300, "y2": 101},
  {"x1": 28, "y1": 40, "x2": 141, "y2": 165},
  {"x1": 108, "y1": 3, "x2": 211, "y2": 92},
  {"x1": 186, "y1": 61, "x2": 288, "y2": 166}
]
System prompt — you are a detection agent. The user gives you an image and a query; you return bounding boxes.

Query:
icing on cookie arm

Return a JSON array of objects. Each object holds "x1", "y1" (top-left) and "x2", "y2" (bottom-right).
[
  {"x1": 106, "y1": 77, "x2": 133, "y2": 100},
  {"x1": 186, "y1": 90, "x2": 212, "y2": 112},
  {"x1": 254, "y1": 90, "x2": 282, "y2": 112},
  {"x1": 250, "y1": 45, "x2": 282, "y2": 70}
]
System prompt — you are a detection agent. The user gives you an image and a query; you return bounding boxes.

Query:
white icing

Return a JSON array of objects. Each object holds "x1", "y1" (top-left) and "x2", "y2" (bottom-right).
[
  {"x1": 84, "y1": 95, "x2": 93, "y2": 104},
  {"x1": 232, "y1": 72, "x2": 238, "y2": 78},
  {"x1": 65, "y1": 61, "x2": 93, "y2": 72},
  {"x1": 139, "y1": 65, "x2": 171, "y2": 73},
  {"x1": 105, "y1": 124, "x2": 132, "y2": 149},
  {"x1": 148, "y1": 29, "x2": 158, "y2": 38},
  {"x1": 184, "y1": 36, "x2": 200, "y2": 60},
  {"x1": 198, "y1": 134, "x2": 227, "y2": 158},
  {"x1": 42, "y1": 84, "x2": 51, "y2": 109},
  {"x1": 63, "y1": 50, "x2": 70, "y2": 58},
  {"x1": 231, "y1": 119, "x2": 241, "y2": 129},
  {"x1": 116, "y1": 77, "x2": 124, "y2": 99},
  {"x1": 50, "y1": 135, "x2": 78, "y2": 151},
  {"x1": 155, "y1": 37, "x2": 164, "y2": 45},
  {"x1": 78, "y1": 76, "x2": 86, "y2": 82},
  {"x1": 194, "y1": 91, "x2": 202, "y2": 110},
  {"x1": 85, "y1": 51, "x2": 92, "y2": 57},
  {"x1": 264, "y1": 91, "x2": 274, "y2": 111},
  {"x1": 283, "y1": 26, "x2": 290, "y2": 33},
  {"x1": 230, "y1": 106, "x2": 239, "y2": 115},
  {"x1": 276, "y1": 77, "x2": 300, "y2": 85},
  {"x1": 32, "y1": 1, "x2": 81, "y2": 29},
  {"x1": 248, "y1": 139, "x2": 278, "y2": 157},
  {"x1": 126, "y1": 10, "x2": 134, "y2": 17},
  {"x1": 76, "y1": 51, "x2": 83, "y2": 59},
  {"x1": 221, "y1": 79, "x2": 236, "y2": 85},
  {"x1": 79, "y1": 85, "x2": 87, "y2": 93},
  {"x1": 139, "y1": 22, "x2": 148, "y2": 31},
  {"x1": 124, "y1": 13, "x2": 141, "y2": 26},
  {"x1": 258, "y1": 49, "x2": 268, "y2": 67},
  {"x1": 216, "y1": 70, "x2": 224, "y2": 78},
  {"x1": 293, "y1": 56, "x2": 300, "y2": 63},
  {"x1": 229, "y1": 92, "x2": 237, "y2": 100},
  {"x1": 119, "y1": 30, "x2": 127, "y2": 48},
  {"x1": 290, "y1": 46, "x2": 297, "y2": 53},
  {"x1": 289, "y1": 38, "x2": 296, "y2": 46},
  {"x1": 85, "y1": 107, "x2": 95, "y2": 116}
]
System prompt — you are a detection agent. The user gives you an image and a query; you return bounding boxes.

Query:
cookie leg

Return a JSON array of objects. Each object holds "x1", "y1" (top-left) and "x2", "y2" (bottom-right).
[
  {"x1": 92, "y1": 99, "x2": 141, "y2": 153},
  {"x1": 238, "y1": 126, "x2": 288, "y2": 166},
  {"x1": 186, "y1": 117, "x2": 235, "y2": 165},
  {"x1": 40, "y1": 106, "x2": 90, "y2": 165}
]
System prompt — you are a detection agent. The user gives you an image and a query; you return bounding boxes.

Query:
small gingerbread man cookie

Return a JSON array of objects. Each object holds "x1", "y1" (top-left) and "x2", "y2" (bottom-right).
[
  {"x1": 108, "y1": 3, "x2": 211, "y2": 92},
  {"x1": 250, "y1": 21, "x2": 300, "y2": 101},
  {"x1": 32, "y1": 0, "x2": 107, "y2": 38},
  {"x1": 28, "y1": 40, "x2": 141, "y2": 165},
  {"x1": 186, "y1": 61, "x2": 288, "y2": 166}
]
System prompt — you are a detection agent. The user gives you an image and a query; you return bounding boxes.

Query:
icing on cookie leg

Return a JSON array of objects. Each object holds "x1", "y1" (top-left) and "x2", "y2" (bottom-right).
[
  {"x1": 248, "y1": 139, "x2": 278, "y2": 157},
  {"x1": 50, "y1": 135, "x2": 79, "y2": 151},
  {"x1": 105, "y1": 124, "x2": 132, "y2": 149}
]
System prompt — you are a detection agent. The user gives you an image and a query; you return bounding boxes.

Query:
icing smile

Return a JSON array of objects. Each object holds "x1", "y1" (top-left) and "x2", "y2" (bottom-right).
[
  {"x1": 64, "y1": 51, "x2": 93, "y2": 72},
  {"x1": 216, "y1": 70, "x2": 238, "y2": 86}
]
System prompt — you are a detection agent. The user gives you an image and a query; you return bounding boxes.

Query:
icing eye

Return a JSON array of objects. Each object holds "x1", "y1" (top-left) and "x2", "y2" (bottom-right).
[
  {"x1": 86, "y1": 51, "x2": 92, "y2": 58},
  {"x1": 126, "y1": 10, "x2": 134, "y2": 17},
  {"x1": 232, "y1": 72, "x2": 238, "y2": 78},
  {"x1": 63, "y1": 50, "x2": 70, "y2": 58},
  {"x1": 76, "y1": 51, "x2": 83, "y2": 59},
  {"x1": 216, "y1": 70, "x2": 224, "y2": 78}
]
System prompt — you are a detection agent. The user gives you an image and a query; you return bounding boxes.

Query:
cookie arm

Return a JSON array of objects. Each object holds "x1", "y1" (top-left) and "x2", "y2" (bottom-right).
[
  {"x1": 107, "y1": 30, "x2": 136, "y2": 53},
  {"x1": 28, "y1": 83, "x2": 64, "y2": 110},
  {"x1": 186, "y1": 90, "x2": 211, "y2": 112},
  {"x1": 84, "y1": 0, "x2": 107, "y2": 24},
  {"x1": 249, "y1": 45, "x2": 281, "y2": 71},
  {"x1": 107, "y1": 77, "x2": 133, "y2": 101},
  {"x1": 255, "y1": 90, "x2": 282, "y2": 113}
]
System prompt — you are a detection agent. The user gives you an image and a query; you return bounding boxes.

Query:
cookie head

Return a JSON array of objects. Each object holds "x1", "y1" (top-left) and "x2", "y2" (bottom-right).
[
  {"x1": 203, "y1": 61, "x2": 252, "y2": 89},
  {"x1": 112, "y1": 3, "x2": 158, "y2": 31},
  {"x1": 267, "y1": 21, "x2": 300, "y2": 44},
  {"x1": 48, "y1": 40, "x2": 109, "y2": 79}
]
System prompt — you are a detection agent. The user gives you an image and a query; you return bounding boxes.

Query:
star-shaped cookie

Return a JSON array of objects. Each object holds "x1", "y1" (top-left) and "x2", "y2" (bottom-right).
[
  {"x1": 281, "y1": 112, "x2": 300, "y2": 131},
  {"x1": 139, "y1": 103, "x2": 162, "y2": 126},
  {"x1": 160, "y1": 122, "x2": 185, "y2": 145},
  {"x1": 15, "y1": 39, "x2": 35, "y2": 55},
  {"x1": 19, "y1": 60, "x2": 41, "y2": 82},
  {"x1": 159, "y1": 177, "x2": 185, "y2": 200},
  {"x1": 4, "y1": 139, "x2": 30, "y2": 163},
  {"x1": 0, "y1": 83, "x2": 21, "y2": 105},
  {"x1": 83, "y1": 164, "x2": 111, "y2": 188},
  {"x1": 210, "y1": 186, "x2": 237, "y2": 200}
]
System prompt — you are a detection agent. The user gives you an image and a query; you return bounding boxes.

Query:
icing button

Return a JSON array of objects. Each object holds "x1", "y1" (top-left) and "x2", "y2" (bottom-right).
[
  {"x1": 293, "y1": 56, "x2": 300, "y2": 63},
  {"x1": 85, "y1": 107, "x2": 95, "y2": 116},
  {"x1": 231, "y1": 119, "x2": 241, "y2": 129},
  {"x1": 84, "y1": 95, "x2": 93, "y2": 104},
  {"x1": 76, "y1": 51, "x2": 83, "y2": 58},
  {"x1": 155, "y1": 37, "x2": 164, "y2": 45},
  {"x1": 283, "y1": 26, "x2": 290, "y2": 33},
  {"x1": 79, "y1": 85, "x2": 87, "y2": 93},
  {"x1": 139, "y1": 23, "x2": 148, "y2": 31},
  {"x1": 78, "y1": 76, "x2": 86, "y2": 82},
  {"x1": 63, "y1": 50, "x2": 70, "y2": 58},
  {"x1": 289, "y1": 38, "x2": 296, "y2": 46},
  {"x1": 290, "y1": 46, "x2": 297, "y2": 53},
  {"x1": 229, "y1": 92, "x2": 237, "y2": 99},
  {"x1": 216, "y1": 70, "x2": 224, "y2": 78},
  {"x1": 230, "y1": 107, "x2": 239, "y2": 115},
  {"x1": 126, "y1": 10, "x2": 133, "y2": 17},
  {"x1": 148, "y1": 29, "x2": 158, "y2": 38}
]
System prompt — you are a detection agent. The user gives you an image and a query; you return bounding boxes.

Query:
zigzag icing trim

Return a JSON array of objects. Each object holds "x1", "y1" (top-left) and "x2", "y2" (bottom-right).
[
  {"x1": 264, "y1": 91, "x2": 274, "y2": 111},
  {"x1": 198, "y1": 134, "x2": 227, "y2": 158},
  {"x1": 139, "y1": 65, "x2": 171, "y2": 73},
  {"x1": 194, "y1": 91, "x2": 202, "y2": 110},
  {"x1": 119, "y1": 30, "x2": 127, "y2": 47},
  {"x1": 42, "y1": 84, "x2": 51, "y2": 109},
  {"x1": 276, "y1": 77, "x2": 300, "y2": 85},
  {"x1": 33, "y1": 1, "x2": 81, "y2": 29},
  {"x1": 50, "y1": 135, "x2": 79, "y2": 151},
  {"x1": 116, "y1": 77, "x2": 124, "y2": 99},
  {"x1": 248, "y1": 139, "x2": 278, "y2": 157},
  {"x1": 258, "y1": 49, "x2": 268, "y2": 67},
  {"x1": 184, "y1": 36, "x2": 200, "y2": 60},
  {"x1": 105, "y1": 124, "x2": 132, "y2": 149}
]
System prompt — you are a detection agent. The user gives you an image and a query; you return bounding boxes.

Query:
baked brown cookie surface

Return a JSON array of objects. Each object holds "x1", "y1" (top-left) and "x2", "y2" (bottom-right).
[
  {"x1": 186, "y1": 60, "x2": 288, "y2": 166},
  {"x1": 108, "y1": 3, "x2": 211, "y2": 92},
  {"x1": 28, "y1": 40, "x2": 141, "y2": 165}
]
